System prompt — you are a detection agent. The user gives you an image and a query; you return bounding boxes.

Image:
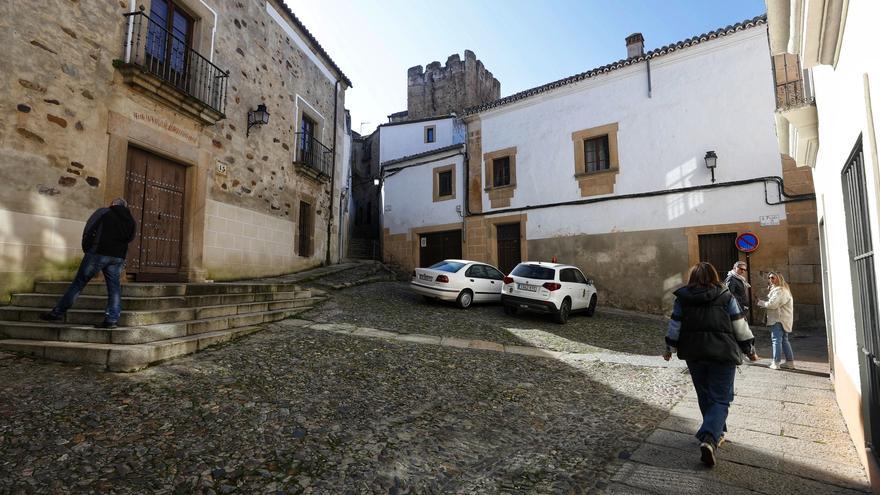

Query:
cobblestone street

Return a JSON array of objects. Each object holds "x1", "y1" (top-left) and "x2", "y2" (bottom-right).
[
  {"x1": 0, "y1": 274, "x2": 866, "y2": 494},
  {"x1": 0, "y1": 320, "x2": 686, "y2": 494}
]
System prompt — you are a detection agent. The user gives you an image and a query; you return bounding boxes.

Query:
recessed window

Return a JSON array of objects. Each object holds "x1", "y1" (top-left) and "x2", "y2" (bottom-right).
[
  {"x1": 438, "y1": 171, "x2": 453, "y2": 197},
  {"x1": 433, "y1": 164, "x2": 456, "y2": 202},
  {"x1": 493, "y1": 157, "x2": 511, "y2": 187},
  {"x1": 584, "y1": 135, "x2": 610, "y2": 173},
  {"x1": 424, "y1": 125, "x2": 436, "y2": 143}
]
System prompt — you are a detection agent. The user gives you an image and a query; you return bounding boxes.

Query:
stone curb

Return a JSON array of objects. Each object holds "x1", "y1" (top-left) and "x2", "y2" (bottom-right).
[{"x1": 281, "y1": 319, "x2": 686, "y2": 368}]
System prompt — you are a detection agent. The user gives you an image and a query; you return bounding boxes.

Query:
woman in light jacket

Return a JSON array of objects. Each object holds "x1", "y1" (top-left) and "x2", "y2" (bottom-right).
[{"x1": 757, "y1": 272, "x2": 795, "y2": 370}]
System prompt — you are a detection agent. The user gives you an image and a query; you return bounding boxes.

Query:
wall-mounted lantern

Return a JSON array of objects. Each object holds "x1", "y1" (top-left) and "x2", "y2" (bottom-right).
[
  {"x1": 247, "y1": 104, "x2": 270, "y2": 137},
  {"x1": 704, "y1": 150, "x2": 718, "y2": 183}
]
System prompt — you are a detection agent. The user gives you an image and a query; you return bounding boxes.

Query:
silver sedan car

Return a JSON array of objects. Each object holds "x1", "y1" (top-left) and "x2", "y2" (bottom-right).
[{"x1": 410, "y1": 259, "x2": 506, "y2": 309}]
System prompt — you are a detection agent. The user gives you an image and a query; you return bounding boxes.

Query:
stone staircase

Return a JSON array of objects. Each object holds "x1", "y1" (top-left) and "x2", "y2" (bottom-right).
[
  {"x1": 0, "y1": 280, "x2": 326, "y2": 372},
  {"x1": 347, "y1": 237, "x2": 379, "y2": 260}
]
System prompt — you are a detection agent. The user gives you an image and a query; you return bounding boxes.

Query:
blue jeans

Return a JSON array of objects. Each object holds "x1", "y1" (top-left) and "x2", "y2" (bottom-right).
[
  {"x1": 770, "y1": 322, "x2": 794, "y2": 363},
  {"x1": 51, "y1": 253, "x2": 125, "y2": 323},
  {"x1": 687, "y1": 361, "x2": 736, "y2": 445}
]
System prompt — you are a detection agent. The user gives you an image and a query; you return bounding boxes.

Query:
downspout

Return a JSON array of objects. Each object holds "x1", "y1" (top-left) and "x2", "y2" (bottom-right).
[
  {"x1": 646, "y1": 58, "x2": 652, "y2": 98},
  {"x1": 325, "y1": 80, "x2": 340, "y2": 265}
]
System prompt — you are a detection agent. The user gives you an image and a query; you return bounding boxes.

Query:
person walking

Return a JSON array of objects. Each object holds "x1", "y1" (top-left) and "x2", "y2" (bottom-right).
[
  {"x1": 663, "y1": 262, "x2": 759, "y2": 467},
  {"x1": 724, "y1": 261, "x2": 750, "y2": 316},
  {"x1": 40, "y1": 198, "x2": 137, "y2": 329},
  {"x1": 757, "y1": 272, "x2": 795, "y2": 370}
]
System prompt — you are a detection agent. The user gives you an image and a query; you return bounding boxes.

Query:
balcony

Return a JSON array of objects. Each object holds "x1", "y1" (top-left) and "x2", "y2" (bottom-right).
[
  {"x1": 116, "y1": 11, "x2": 228, "y2": 125},
  {"x1": 773, "y1": 57, "x2": 818, "y2": 168},
  {"x1": 293, "y1": 132, "x2": 333, "y2": 181}
]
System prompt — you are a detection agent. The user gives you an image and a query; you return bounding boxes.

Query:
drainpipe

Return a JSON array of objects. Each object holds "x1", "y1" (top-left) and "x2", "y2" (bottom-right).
[{"x1": 325, "y1": 80, "x2": 340, "y2": 265}]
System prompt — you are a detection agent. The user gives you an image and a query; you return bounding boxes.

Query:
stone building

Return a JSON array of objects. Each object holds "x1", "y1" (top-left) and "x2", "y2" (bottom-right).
[
  {"x1": 405, "y1": 50, "x2": 501, "y2": 121},
  {"x1": 380, "y1": 16, "x2": 824, "y2": 326},
  {"x1": 0, "y1": 0, "x2": 351, "y2": 301}
]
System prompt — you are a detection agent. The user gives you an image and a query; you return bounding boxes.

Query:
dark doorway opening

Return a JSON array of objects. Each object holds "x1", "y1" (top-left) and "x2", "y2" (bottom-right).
[
  {"x1": 419, "y1": 230, "x2": 462, "y2": 268},
  {"x1": 698, "y1": 233, "x2": 738, "y2": 276},
  {"x1": 496, "y1": 223, "x2": 522, "y2": 275}
]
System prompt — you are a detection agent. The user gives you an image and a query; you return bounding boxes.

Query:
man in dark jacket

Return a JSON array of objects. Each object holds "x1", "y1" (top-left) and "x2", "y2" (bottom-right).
[
  {"x1": 724, "y1": 261, "x2": 750, "y2": 315},
  {"x1": 41, "y1": 198, "x2": 137, "y2": 329}
]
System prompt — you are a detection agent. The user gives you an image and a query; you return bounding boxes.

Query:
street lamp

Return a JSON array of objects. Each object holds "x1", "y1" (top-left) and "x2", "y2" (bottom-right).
[
  {"x1": 247, "y1": 104, "x2": 270, "y2": 137},
  {"x1": 704, "y1": 150, "x2": 718, "y2": 183}
]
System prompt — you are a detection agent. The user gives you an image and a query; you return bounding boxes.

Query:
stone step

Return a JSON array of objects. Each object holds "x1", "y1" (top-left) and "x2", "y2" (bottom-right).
[
  {"x1": 33, "y1": 281, "x2": 300, "y2": 298},
  {"x1": 0, "y1": 306, "x2": 313, "y2": 345},
  {"x1": 0, "y1": 296, "x2": 325, "y2": 327},
  {"x1": 9, "y1": 290, "x2": 311, "y2": 311},
  {"x1": 0, "y1": 323, "x2": 273, "y2": 372}
]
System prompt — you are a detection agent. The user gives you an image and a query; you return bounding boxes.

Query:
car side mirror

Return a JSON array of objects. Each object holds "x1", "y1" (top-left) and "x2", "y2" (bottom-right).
[{"x1": 586, "y1": 279, "x2": 594, "y2": 285}]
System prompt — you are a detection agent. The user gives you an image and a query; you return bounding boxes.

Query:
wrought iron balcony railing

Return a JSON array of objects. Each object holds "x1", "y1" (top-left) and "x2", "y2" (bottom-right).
[
  {"x1": 294, "y1": 132, "x2": 333, "y2": 178},
  {"x1": 121, "y1": 11, "x2": 228, "y2": 116},
  {"x1": 775, "y1": 77, "x2": 815, "y2": 111}
]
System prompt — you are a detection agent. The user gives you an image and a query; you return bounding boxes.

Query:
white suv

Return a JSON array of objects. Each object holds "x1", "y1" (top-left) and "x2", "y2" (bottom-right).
[{"x1": 501, "y1": 262, "x2": 597, "y2": 324}]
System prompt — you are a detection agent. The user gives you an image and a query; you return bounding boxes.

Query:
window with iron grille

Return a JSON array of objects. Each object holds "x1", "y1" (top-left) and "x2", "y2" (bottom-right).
[
  {"x1": 493, "y1": 156, "x2": 511, "y2": 187},
  {"x1": 841, "y1": 135, "x2": 880, "y2": 465},
  {"x1": 584, "y1": 135, "x2": 610, "y2": 173},
  {"x1": 146, "y1": 0, "x2": 194, "y2": 87}
]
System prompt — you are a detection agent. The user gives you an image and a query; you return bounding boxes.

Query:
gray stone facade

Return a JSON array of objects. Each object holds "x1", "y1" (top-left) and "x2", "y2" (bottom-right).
[
  {"x1": 406, "y1": 50, "x2": 500, "y2": 120},
  {"x1": 0, "y1": 0, "x2": 350, "y2": 299}
]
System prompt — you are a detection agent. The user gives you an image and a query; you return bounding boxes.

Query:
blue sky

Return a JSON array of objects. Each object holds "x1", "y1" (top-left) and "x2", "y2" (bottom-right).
[{"x1": 285, "y1": 0, "x2": 767, "y2": 135}]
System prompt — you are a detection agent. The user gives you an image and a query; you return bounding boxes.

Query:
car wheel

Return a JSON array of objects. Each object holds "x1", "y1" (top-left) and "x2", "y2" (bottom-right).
[
  {"x1": 457, "y1": 290, "x2": 474, "y2": 309},
  {"x1": 555, "y1": 298, "x2": 571, "y2": 324},
  {"x1": 503, "y1": 304, "x2": 518, "y2": 315},
  {"x1": 585, "y1": 295, "x2": 597, "y2": 317}
]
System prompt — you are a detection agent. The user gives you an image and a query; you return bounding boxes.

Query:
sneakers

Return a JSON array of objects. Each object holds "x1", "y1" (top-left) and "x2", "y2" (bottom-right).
[
  {"x1": 780, "y1": 361, "x2": 796, "y2": 370},
  {"x1": 769, "y1": 361, "x2": 780, "y2": 370},
  {"x1": 717, "y1": 434, "x2": 726, "y2": 448},
  {"x1": 700, "y1": 440, "x2": 717, "y2": 467},
  {"x1": 39, "y1": 312, "x2": 63, "y2": 322},
  {"x1": 94, "y1": 321, "x2": 118, "y2": 329}
]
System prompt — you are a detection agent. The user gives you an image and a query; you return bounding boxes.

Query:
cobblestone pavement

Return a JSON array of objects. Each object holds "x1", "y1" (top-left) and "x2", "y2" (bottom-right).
[
  {"x1": 0, "y1": 324, "x2": 688, "y2": 494},
  {"x1": 304, "y1": 281, "x2": 669, "y2": 356}
]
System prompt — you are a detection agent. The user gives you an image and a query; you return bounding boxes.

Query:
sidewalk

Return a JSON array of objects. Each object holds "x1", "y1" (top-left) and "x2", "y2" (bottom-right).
[{"x1": 605, "y1": 363, "x2": 872, "y2": 494}]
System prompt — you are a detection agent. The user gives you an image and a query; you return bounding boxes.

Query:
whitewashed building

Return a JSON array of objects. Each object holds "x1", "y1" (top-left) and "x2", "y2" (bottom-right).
[
  {"x1": 382, "y1": 16, "x2": 823, "y2": 324},
  {"x1": 380, "y1": 116, "x2": 468, "y2": 268},
  {"x1": 767, "y1": 0, "x2": 880, "y2": 487}
]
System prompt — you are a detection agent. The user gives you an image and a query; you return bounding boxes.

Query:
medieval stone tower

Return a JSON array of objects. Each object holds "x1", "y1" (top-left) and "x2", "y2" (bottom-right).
[{"x1": 406, "y1": 50, "x2": 500, "y2": 120}]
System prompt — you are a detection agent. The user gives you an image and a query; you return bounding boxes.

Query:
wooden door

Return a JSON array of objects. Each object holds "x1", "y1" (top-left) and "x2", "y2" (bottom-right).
[
  {"x1": 125, "y1": 147, "x2": 186, "y2": 281},
  {"x1": 698, "y1": 233, "x2": 738, "y2": 277},
  {"x1": 419, "y1": 230, "x2": 462, "y2": 268},
  {"x1": 496, "y1": 223, "x2": 521, "y2": 275}
]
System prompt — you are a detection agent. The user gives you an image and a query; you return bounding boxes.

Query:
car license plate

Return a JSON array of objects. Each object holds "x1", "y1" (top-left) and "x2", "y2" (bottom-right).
[
  {"x1": 517, "y1": 283, "x2": 537, "y2": 292},
  {"x1": 418, "y1": 274, "x2": 433, "y2": 281}
]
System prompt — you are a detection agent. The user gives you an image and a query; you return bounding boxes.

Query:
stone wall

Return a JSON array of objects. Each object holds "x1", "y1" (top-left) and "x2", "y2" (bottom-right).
[
  {"x1": 780, "y1": 155, "x2": 823, "y2": 327},
  {"x1": 406, "y1": 50, "x2": 500, "y2": 120},
  {"x1": 0, "y1": 0, "x2": 347, "y2": 300}
]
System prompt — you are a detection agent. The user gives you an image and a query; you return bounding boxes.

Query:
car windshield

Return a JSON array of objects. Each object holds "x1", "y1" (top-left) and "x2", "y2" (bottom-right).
[
  {"x1": 428, "y1": 261, "x2": 466, "y2": 273},
  {"x1": 511, "y1": 264, "x2": 555, "y2": 280}
]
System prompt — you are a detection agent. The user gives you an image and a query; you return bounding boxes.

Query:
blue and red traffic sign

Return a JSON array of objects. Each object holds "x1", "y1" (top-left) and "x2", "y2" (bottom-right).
[{"x1": 735, "y1": 232, "x2": 760, "y2": 253}]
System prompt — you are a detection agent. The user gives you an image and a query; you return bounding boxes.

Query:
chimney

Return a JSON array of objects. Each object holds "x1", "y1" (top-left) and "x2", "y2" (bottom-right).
[{"x1": 626, "y1": 33, "x2": 645, "y2": 58}]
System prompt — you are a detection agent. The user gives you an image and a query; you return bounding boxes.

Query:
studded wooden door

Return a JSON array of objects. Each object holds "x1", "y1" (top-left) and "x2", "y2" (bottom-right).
[{"x1": 124, "y1": 147, "x2": 186, "y2": 281}]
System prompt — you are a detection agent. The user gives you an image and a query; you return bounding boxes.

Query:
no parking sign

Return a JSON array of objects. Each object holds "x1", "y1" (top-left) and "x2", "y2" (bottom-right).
[{"x1": 735, "y1": 232, "x2": 760, "y2": 253}]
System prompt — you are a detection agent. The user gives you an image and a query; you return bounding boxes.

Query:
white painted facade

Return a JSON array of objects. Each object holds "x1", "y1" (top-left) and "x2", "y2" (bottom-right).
[
  {"x1": 767, "y1": 0, "x2": 880, "y2": 486},
  {"x1": 379, "y1": 117, "x2": 458, "y2": 162},
  {"x1": 382, "y1": 151, "x2": 465, "y2": 235},
  {"x1": 379, "y1": 116, "x2": 466, "y2": 235},
  {"x1": 476, "y1": 26, "x2": 788, "y2": 240}
]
